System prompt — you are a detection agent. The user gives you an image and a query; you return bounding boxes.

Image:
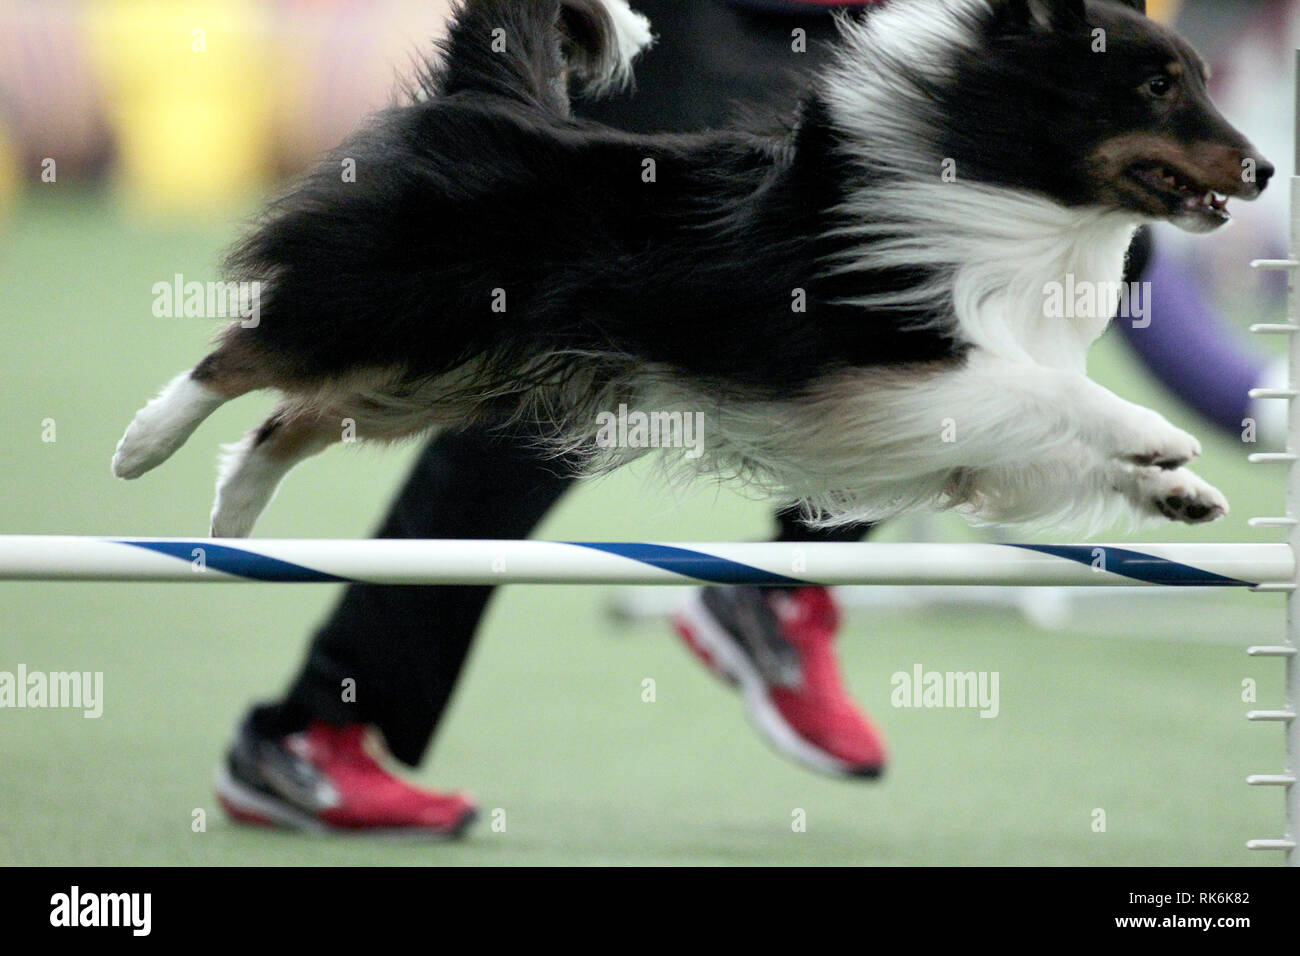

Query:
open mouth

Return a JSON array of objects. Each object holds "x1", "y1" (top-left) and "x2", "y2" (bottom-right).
[{"x1": 1125, "y1": 161, "x2": 1231, "y2": 230}]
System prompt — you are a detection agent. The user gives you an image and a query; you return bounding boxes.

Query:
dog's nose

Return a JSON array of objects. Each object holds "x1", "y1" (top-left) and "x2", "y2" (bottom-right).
[{"x1": 1254, "y1": 157, "x2": 1276, "y2": 191}]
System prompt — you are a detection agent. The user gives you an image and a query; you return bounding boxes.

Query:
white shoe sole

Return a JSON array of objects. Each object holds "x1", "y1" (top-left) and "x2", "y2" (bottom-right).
[
  {"x1": 215, "y1": 767, "x2": 477, "y2": 838},
  {"x1": 215, "y1": 766, "x2": 328, "y2": 832}
]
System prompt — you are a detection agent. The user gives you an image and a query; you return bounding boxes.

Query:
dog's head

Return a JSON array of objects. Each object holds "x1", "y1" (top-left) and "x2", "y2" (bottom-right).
[{"x1": 934, "y1": 0, "x2": 1274, "y2": 232}]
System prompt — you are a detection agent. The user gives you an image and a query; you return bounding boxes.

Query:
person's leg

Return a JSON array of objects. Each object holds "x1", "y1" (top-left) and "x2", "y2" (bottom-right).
[
  {"x1": 771, "y1": 506, "x2": 876, "y2": 544},
  {"x1": 222, "y1": 1, "x2": 883, "y2": 830},
  {"x1": 673, "y1": 504, "x2": 889, "y2": 778},
  {"x1": 251, "y1": 425, "x2": 576, "y2": 766},
  {"x1": 217, "y1": 425, "x2": 576, "y2": 832},
  {"x1": 580, "y1": 1, "x2": 893, "y2": 778},
  {"x1": 240, "y1": 0, "x2": 857, "y2": 770},
  {"x1": 243, "y1": 0, "x2": 842, "y2": 754}
]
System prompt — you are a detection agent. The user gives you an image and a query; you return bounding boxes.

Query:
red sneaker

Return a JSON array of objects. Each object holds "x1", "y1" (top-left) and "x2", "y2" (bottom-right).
[
  {"x1": 217, "y1": 717, "x2": 477, "y2": 836},
  {"x1": 674, "y1": 586, "x2": 887, "y2": 778}
]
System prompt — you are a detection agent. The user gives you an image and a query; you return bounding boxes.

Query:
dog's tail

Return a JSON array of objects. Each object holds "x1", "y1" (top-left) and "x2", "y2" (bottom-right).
[{"x1": 434, "y1": 0, "x2": 653, "y2": 110}]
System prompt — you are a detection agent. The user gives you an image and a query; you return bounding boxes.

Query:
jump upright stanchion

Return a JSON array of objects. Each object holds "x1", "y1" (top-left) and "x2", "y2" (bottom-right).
[{"x1": 1238, "y1": 49, "x2": 1300, "y2": 865}]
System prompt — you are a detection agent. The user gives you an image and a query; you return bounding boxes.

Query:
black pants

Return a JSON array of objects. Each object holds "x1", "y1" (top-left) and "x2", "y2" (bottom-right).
[
  {"x1": 257, "y1": 425, "x2": 870, "y2": 765},
  {"x1": 251, "y1": 1, "x2": 871, "y2": 766}
]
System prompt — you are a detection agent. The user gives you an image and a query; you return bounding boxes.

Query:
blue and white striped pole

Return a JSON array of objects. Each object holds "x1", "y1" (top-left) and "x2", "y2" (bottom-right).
[{"x1": 0, "y1": 536, "x2": 1288, "y2": 587}]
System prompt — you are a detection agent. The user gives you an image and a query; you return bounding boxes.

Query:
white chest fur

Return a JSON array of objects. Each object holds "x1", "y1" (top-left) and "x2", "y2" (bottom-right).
[{"x1": 947, "y1": 194, "x2": 1140, "y2": 371}]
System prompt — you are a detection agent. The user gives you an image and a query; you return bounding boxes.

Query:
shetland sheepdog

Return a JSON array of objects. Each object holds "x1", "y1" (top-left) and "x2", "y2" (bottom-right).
[{"x1": 112, "y1": 0, "x2": 1273, "y2": 536}]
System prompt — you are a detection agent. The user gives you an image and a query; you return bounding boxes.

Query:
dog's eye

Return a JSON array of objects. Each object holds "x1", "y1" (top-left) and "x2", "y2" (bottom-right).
[{"x1": 1143, "y1": 74, "x2": 1175, "y2": 97}]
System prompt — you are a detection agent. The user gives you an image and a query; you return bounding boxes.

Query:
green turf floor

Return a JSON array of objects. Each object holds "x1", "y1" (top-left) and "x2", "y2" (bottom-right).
[{"x1": 0, "y1": 193, "x2": 1292, "y2": 864}]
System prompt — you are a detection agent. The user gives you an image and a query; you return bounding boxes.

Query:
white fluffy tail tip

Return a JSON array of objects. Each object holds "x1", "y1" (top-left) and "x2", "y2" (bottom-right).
[{"x1": 583, "y1": 0, "x2": 654, "y2": 96}]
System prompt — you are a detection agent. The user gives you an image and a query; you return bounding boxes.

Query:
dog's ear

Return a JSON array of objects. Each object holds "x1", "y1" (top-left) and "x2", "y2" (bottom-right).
[{"x1": 991, "y1": 0, "x2": 1088, "y2": 32}]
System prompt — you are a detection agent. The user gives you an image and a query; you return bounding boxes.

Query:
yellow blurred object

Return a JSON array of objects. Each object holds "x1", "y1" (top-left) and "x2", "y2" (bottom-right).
[
  {"x1": 1146, "y1": 0, "x2": 1181, "y2": 24},
  {"x1": 83, "y1": 0, "x2": 274, "y2": 215},
  {"x1": 0, "y1": 120, "x2": 17, "y2": 217}
]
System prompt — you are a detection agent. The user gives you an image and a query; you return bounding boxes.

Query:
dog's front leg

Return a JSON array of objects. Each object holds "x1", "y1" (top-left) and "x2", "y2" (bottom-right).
[
  {"x1": 943, "y1": 351, "x2": 1230, "y2": 524},
  {"x1": 954, "y1": 350, "x2": 1203, "y2": 471},
  {"x1": 959, "y1": 441, "x2": 1227, "y2": 526}
]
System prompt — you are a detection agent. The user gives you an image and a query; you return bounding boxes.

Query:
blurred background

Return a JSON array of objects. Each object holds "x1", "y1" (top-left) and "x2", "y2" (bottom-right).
[{"x1": 0, "y1": 0, "x2": 1297, "y2": 865}]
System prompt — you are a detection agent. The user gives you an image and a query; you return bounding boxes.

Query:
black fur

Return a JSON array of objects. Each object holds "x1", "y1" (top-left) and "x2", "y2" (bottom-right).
[
  {"x1": 935, "y1": 0, "x2": 1271, "y2": 215},
  {"x1": 218, "y1": 0, "x2": 1268, "y2": 412},
  {"x1": 115, "y1": 0, "x2": 1277, "y2": 537},
  {"x1": 223, "y1": 0, "x2": 960, "y2": 411}
]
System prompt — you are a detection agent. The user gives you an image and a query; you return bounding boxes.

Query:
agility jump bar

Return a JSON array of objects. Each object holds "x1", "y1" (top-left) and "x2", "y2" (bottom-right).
[{"x1": 0, "y1": 536, "x2": 1288, "y2": 587}]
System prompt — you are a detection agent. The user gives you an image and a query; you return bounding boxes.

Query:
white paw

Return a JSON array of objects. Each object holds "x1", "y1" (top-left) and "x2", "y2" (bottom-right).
[
  {"x1": 112, "y1": 419, "x2": 175, "y2": 479},
  {"x1": 209, "y1": 437, "x2": 286, "y2": 538},
  {"x1": 1137, "y1": 467, "x2": 1229, "y2": 524},
  {"x1": 209, "y1": 493, "x2": 260, "y2": 539},
  {"x1": 112, "y1": 373, "x2": 224, "y2": 479},
  {"x1": 1110, "y1": 406, "x2": 1201, "y2": 470}
]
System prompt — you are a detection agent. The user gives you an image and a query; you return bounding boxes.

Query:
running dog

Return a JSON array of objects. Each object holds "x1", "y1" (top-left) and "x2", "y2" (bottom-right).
[{"x1": 113, "y1": 0, "x2": 1273, "y2": 536}]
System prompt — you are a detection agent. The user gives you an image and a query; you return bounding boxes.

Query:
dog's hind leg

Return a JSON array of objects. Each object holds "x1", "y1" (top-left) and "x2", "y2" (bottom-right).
[
  {"x1": 112, "y1": 371, "x2": 227, "y2": 479},
  {"x1": 209, "y1": 405, "x2": 338, "y2": 538},
  {"x1": 112, "y1": 343, "x2": 271, "y2": 480}
]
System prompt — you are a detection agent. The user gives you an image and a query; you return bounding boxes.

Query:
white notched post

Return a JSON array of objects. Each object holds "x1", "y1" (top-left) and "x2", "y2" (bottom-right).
[
  {"x1": 1249, "y1": 50, "x2": 1300, "y2": 865},
  {"x1": 1286, "y1": 56, "x2": 1300, "y2": 867}
]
